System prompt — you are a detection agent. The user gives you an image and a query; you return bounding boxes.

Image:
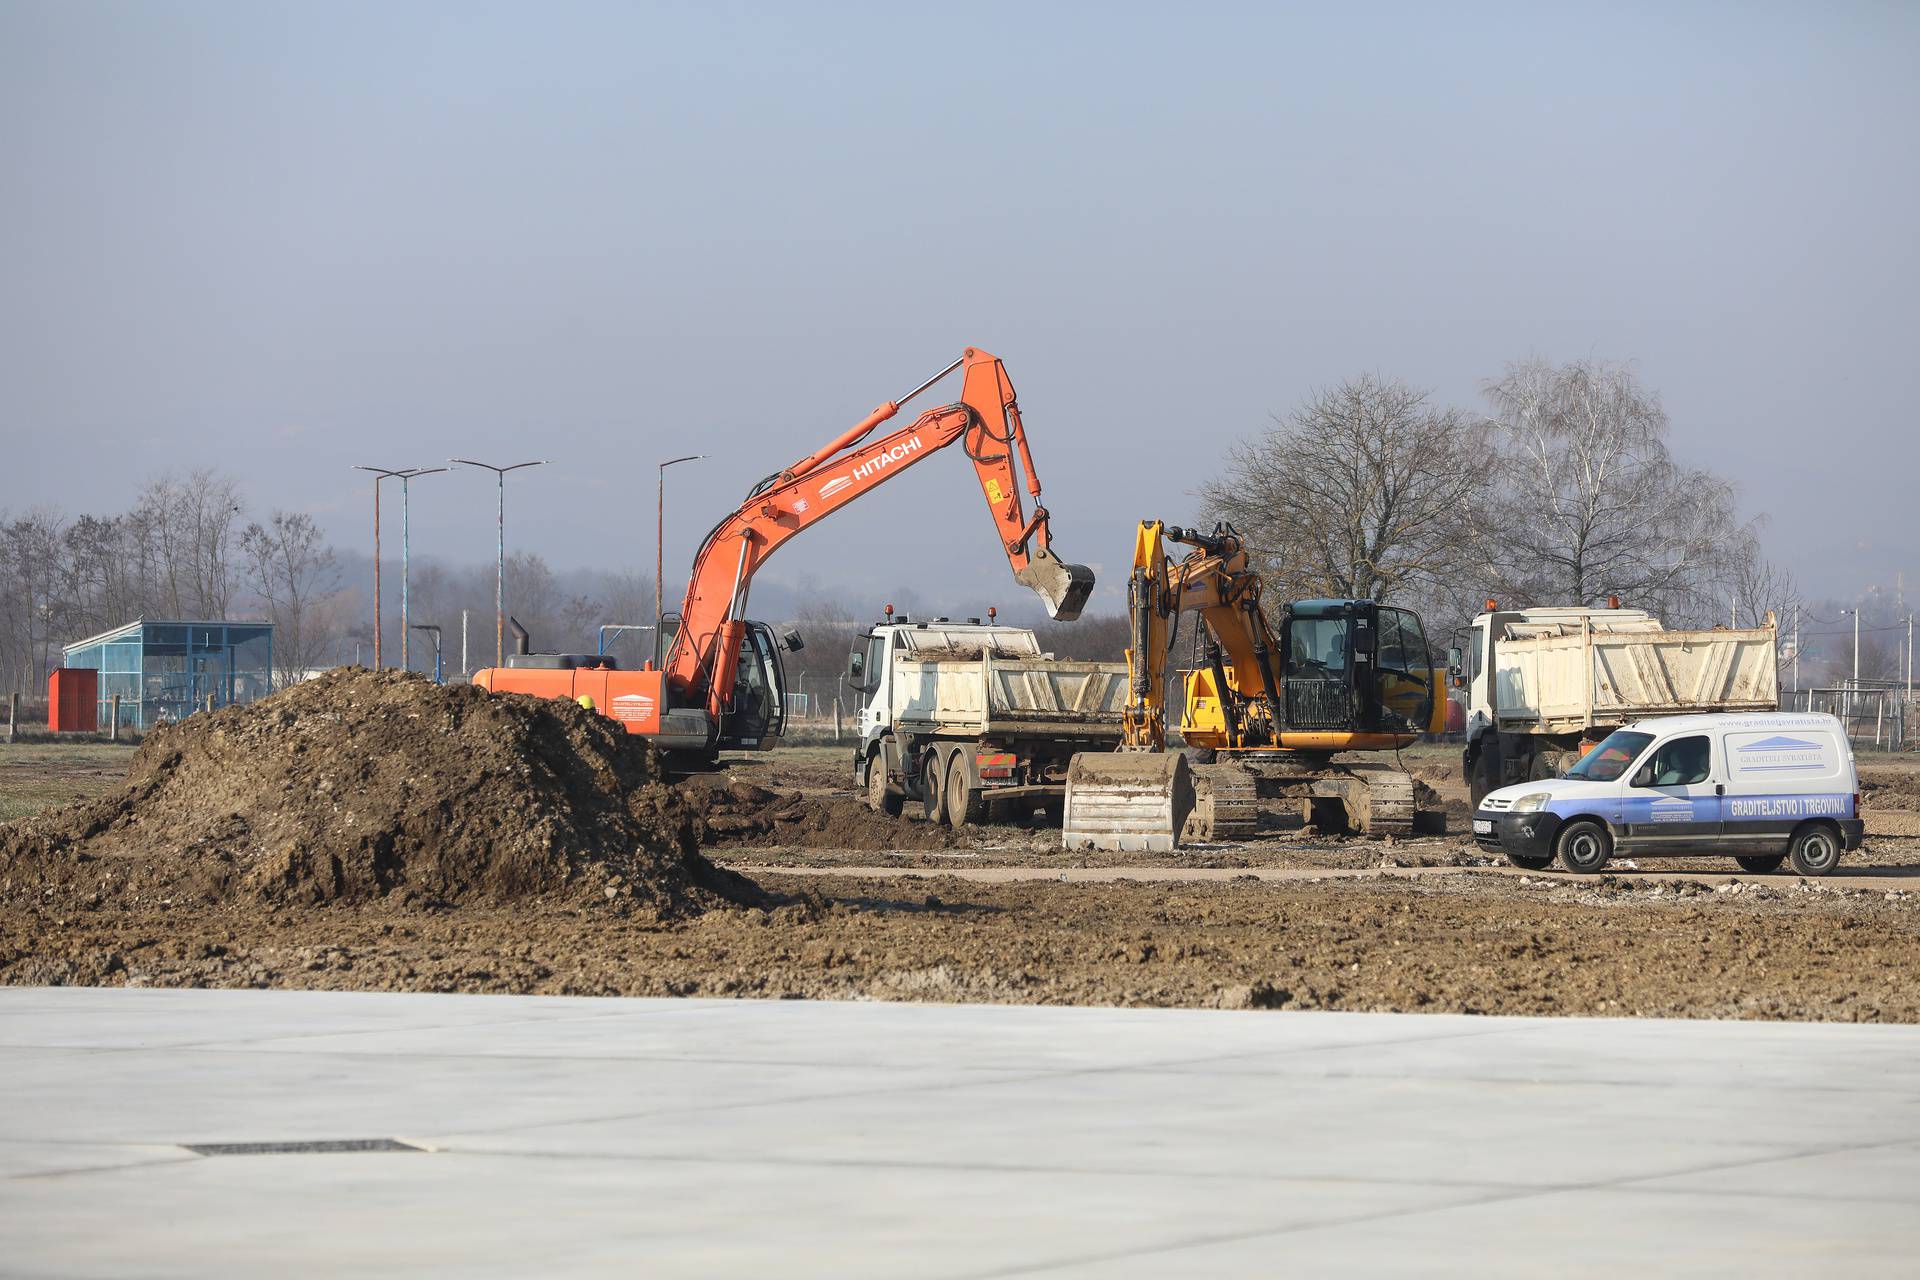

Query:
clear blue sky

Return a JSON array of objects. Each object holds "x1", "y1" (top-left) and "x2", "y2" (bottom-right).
[{"x1": 3, "y1": 1, "x2": 1916, "y2": 616}]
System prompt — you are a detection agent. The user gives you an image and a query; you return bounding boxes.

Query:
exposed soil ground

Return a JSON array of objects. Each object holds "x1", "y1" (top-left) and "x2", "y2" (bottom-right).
[{"x1": 5, "y1": 733, "x2": 1920, "y2": 1022}]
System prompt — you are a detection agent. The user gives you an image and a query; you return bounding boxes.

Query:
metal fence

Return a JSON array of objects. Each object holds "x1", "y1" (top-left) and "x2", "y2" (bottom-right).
[{"x1": 1792, "y1": 684, "x2": 1917, "y2": 752}]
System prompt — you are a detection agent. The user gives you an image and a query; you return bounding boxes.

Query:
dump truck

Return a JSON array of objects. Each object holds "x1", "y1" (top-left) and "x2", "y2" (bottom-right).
[
  {"x1": 1458, "y1": 603, "x2": 1780, "y2": 805},
  {"x1": 851, "y1": 614, "x2": 1129, "y2": 825}
]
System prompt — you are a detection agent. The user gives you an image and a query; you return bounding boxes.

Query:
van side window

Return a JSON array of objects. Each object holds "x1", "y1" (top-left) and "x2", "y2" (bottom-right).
[{"x1": 1647, "y1": 735, "x2": 1712, "y2": 787}]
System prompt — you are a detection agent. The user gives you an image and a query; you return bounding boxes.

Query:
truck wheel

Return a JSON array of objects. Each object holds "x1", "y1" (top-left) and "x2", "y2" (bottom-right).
[
  {"x1": 1468, "y1": 746, "x2": 1498, "y2": 808},
  {"x1": 920, "y1": 750, "x2": 946, "y2": 825},
  {"x1": 1735, "y1": 853, "x2": 1786, "y2": 874},
  {"x1": 1555, "y1": 819, "x2": 1611, "y2": 874},
  {"x1": 1788, "y1": 823, "x2": 1842, "y2": 877},
  {"x1": 944, "y1": 752, "x2": 985, "y2": 828},
  {"x1": 867, "y1": 749, "x2": 903, "y2": 817}
]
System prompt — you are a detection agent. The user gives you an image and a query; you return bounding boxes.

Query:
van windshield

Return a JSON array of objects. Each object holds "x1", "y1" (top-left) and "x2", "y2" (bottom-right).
[{"x1": 1563, "y1": 730, "x2": 1655, "y2": 783}]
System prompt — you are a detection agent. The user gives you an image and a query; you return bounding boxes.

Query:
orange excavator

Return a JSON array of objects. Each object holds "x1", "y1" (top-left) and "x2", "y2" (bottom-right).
[{"x1": 473, "y1": 348, "x2": 1094, "y2": 767}]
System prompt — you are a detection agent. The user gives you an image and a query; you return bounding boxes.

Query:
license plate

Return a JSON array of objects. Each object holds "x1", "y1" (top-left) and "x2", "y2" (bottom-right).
[{"x1": 1473, "y1": 819, "x2": 1494, "y2": 834}]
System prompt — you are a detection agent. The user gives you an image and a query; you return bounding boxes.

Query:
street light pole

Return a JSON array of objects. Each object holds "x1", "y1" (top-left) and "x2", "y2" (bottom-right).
[
  {"x1": 449, "y1": 459, "x2": 550, "y2": 666},
  {"x1": 399, "y1": 468, "x2": 447, "y2": 670},
  {"x1": 355, "y1": 465, "x2": 445, "y2": 670},
  {"x1": 656, "y1": 454, "x2": 705, "y2": 667}
]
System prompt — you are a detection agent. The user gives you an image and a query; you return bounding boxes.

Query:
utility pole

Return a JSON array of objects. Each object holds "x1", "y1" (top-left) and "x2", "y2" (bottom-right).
[
  {"x1": 357, "y1": 466, "x2": 446, "y2": 671},
  {"x1": 450, "y1": 459, "x2": 550, "y2": 667},
  {"x1": 656, "y1": 454, "x2": 705, "y2": 667}
]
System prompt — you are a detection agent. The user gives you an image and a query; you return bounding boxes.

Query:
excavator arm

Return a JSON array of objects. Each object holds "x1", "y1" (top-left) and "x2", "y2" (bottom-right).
[
  {"x1": 667, "y1": 347, "x2": 1094, "y2": 719},
  {"x1": 1120, "y1": 520, "x2": 1285, "y2": 752}
]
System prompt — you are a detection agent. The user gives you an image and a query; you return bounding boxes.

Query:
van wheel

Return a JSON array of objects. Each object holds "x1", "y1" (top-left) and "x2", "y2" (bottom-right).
[
  {"x1": 1556, "y1": 819, "x2": 1612, "y2": 874},
  {"x1": 1735, "y1": 853, "x2": 1786, "y2": 874},
  {"x1": 1505, "y1": 853, "x2": 1554, "y2": 871},
  {"x1": 867, "y1": 750, "x2": 903, "y2": 817},
  {"x1": 921, "y1": 751, "x2": 947, "y2": 825},
  {"x1": 1788, "y1": 823, "x2": 1842, "y2": 877}
]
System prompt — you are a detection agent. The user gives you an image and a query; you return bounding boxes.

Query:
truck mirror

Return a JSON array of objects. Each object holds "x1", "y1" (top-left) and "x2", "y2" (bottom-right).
[
  {"x1": 782, "y1": 629, "x2": 804, "y2": 652},
  {"x1": 1446, "y1": 646, "x2": 1462, "y2": 672},
  {"x1": 847, "y1": 652, "x2": 864, "y2": 682},
  {"x1": 1353, "y1": 625, "x2": 1377, "y2": 656},
  {"x1": 1631, "y1": 764, "x2": 1654, "y2": 788}
]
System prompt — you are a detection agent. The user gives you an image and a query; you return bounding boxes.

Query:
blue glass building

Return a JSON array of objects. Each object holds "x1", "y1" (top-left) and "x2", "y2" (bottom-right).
[{"x1": 61, "y1": 620, "x2": 274, "y2": 730}]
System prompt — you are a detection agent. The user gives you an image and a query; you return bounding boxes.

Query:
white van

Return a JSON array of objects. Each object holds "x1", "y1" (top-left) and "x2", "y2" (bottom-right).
[{"x1": 1472, "y1": 712, "x2": 1862, "y2": 876}]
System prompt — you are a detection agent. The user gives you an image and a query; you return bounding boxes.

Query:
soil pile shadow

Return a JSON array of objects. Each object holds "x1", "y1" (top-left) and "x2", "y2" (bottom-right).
[
  {"x1": 683, "y1": 777, "x2": 974, "y2": 851},
  {"x1": 0, "y1": 668, "x2": 759, "y2": 915}
]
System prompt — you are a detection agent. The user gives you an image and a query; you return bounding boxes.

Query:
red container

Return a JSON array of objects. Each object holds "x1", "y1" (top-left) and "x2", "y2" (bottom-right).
[{"x1": 48, "y1": 668, "x2": 98, "y2": 733}]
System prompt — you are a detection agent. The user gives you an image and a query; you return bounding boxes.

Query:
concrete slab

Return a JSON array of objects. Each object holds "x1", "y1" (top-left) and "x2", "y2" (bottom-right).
[{"x1": 3, "y1": 988, "x2": 1918, "y2": 1277}]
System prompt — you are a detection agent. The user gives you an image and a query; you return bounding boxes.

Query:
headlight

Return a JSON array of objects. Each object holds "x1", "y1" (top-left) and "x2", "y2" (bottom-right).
[{"x1": 1512, "y1": 792, "x2": 1552, "y2": 813}]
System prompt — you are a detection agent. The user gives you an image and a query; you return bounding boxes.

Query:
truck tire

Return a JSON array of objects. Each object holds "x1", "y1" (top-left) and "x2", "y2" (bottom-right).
[
  {"x1": 1735, "y1": 854, "x2": 1786, "y2": 874},
  {"x1": 1788, "y1": 823, "x2": 1842, "y2": 877},
  {"x1": 867, "y1": 748, "x2": 903, "y2": 817},
  {"x1": 945, "y1": 752, "x2": 985, "y2": 828},
  {"x1": 1555, "y1": 819, "x2": 1611, "y2": 874},
  {"x1": 1468, "y1": 746, "x2": 1498, "y2": 808},
  {"x1": 920, "y1": 749, "x2": 946, "y2": 824}
]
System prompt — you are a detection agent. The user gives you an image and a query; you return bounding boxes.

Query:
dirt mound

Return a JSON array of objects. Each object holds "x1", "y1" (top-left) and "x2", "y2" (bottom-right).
[
  {"x1": 1861, "y1": 770, "x2": 1920, "y2": 812},
  {"x1": 0, "y1": 668, "x2": 758, "y2": 916},
  {"x1": 682, "y1": 777, "x2": 974, "y2": 851}
]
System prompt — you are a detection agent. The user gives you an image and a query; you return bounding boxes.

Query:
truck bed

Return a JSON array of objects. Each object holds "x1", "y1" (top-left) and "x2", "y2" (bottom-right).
[
  {"x1": 1493, "y1": 620, "x2": 1778, "y2": 733},
  {"x1": 889, "y1": 654, "x2": 1128, "y2": 739}
]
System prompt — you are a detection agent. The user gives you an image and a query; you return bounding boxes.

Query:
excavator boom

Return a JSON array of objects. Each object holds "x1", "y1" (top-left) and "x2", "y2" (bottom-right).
[{"x1": 667, "y1": 347, "x2": 1094, "y2": 721}]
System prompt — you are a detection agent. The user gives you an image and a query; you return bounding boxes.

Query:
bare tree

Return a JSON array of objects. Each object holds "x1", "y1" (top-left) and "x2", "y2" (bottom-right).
[
  {"x1": 241, "y1": 511, "x2": 341, "y2": 684},
  {"x1": 0, "y1": 509, "x2": 68, "y2": 693},
  {"x1": 1479, "y1": 358, "x2": 1743, "y2": 621},
  {"x1": 133, "y1": 470, "x2": 245, "y2": 618},
  {"x1": 1200, "y1": 375, "x2": 1487, "y2": 604}
]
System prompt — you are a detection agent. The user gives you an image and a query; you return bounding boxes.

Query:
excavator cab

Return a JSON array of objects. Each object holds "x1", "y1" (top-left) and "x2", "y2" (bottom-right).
[
  {"x1": 717, "y1": 621, "x2": 796, "y2": 751},
  {"x1": 1278, "y1": 601, "x2": 1435, "y2": 739}
]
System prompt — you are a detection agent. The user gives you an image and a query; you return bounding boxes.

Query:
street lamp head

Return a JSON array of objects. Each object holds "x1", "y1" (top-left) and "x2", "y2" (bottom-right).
[
  {"x1": 450, "y1": 458, "x2": 551, "y2": 475},
  {"x1": 660, "y1": 454, "x2": 707, "y2": 470},
  {"x1": 357, "y1": 464, "x2": 448, "y2": 480}
]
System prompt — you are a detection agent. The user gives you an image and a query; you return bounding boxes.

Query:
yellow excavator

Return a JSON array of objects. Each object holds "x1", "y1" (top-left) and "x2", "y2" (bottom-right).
[{"x1": 1062, "y1": 521, "x2": 1447, "y2": 850}]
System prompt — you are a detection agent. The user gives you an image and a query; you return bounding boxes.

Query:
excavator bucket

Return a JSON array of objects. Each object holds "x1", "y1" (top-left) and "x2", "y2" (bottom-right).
[
  {"x1": 1062, "y1": 751, "x2": 1194, "y2": 852},
  {"x1": 1017, "y1": 546, "x2": 1096, "y2": 621}
]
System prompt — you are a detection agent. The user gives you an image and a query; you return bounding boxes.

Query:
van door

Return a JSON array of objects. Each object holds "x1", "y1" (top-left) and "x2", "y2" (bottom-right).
[
  {"x1": 1720, "y1": 725, "x2": 1851, "y2": 842},
  {"x1": 1619, "y1": 731, "x2": 1723, "y2": 851}
]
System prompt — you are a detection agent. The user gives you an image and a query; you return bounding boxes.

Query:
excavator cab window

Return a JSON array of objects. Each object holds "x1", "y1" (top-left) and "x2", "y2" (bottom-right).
[
  {"x1": 1371, "y1": 607, "x2": 1435, "y2": 733},
  {"x1": 1284, "y1": 612, "x2": 1355, "y2": 729},
  {"x1": 1288, "y1": 617, "x2": 1348, "y2": 676},
  {"x1": 722, "y1": 622, "x2": 788, "y2": 747}
]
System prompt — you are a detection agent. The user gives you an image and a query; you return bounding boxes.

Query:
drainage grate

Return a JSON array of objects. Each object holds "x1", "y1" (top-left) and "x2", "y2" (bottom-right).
[{"x1": 183, "y1": 1138, "x2": 424, "y2": 1156}]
